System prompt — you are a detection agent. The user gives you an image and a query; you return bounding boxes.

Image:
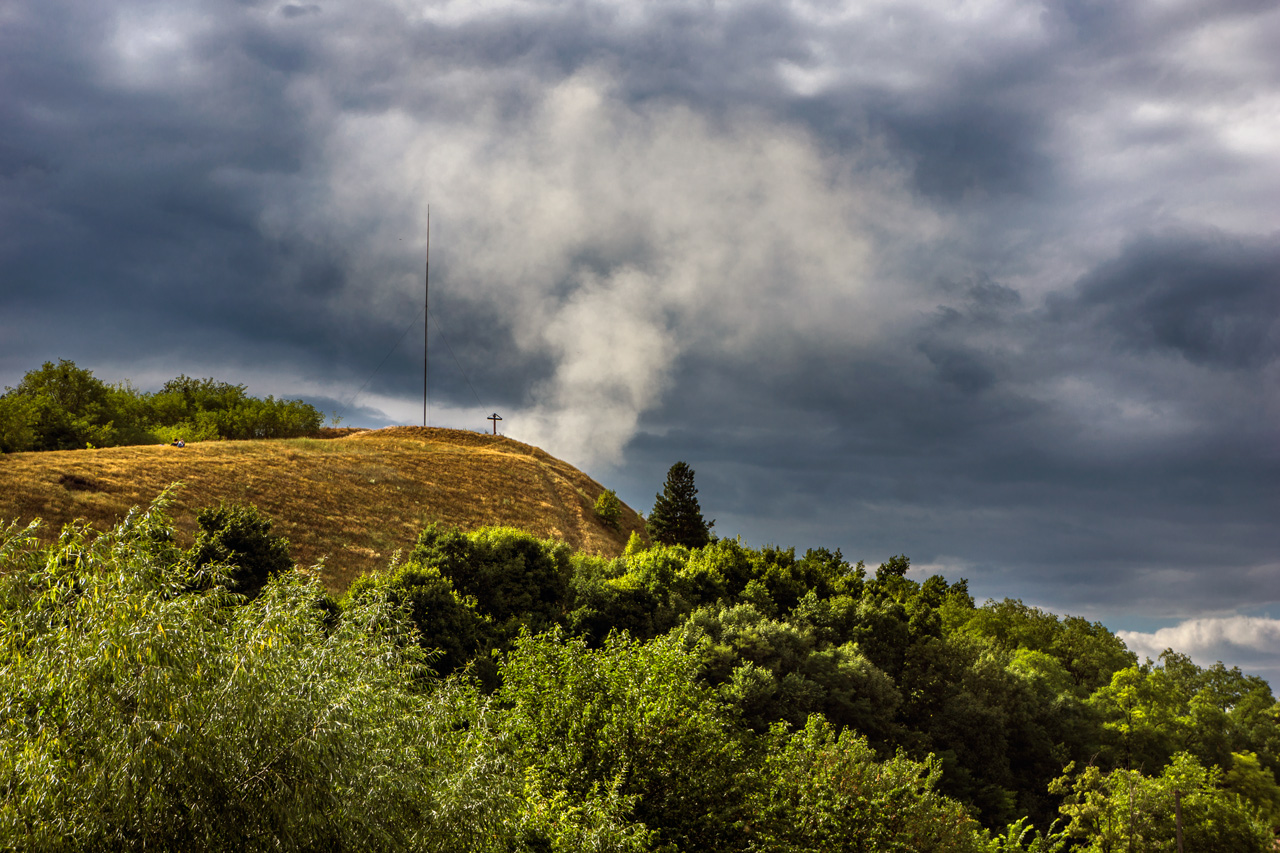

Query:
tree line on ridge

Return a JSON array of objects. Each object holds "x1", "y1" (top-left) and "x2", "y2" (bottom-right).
[{"x1": 0, "y1": 359, "x2": 323, "y2": 452}]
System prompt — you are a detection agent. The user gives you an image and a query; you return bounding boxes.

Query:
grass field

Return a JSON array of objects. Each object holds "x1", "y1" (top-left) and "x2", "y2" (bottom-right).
[{"x1": 0, "y1": 426, "x2": 644, "y2": 592}]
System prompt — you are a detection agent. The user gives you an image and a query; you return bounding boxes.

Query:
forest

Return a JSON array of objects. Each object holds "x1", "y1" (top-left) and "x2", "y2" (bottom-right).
[
  {"x1": 0, "y1": 360, "x2": 323, "y2": 452},
  {"x1": 0, "y1": 489, "x2": 1276, "y2": 852}
]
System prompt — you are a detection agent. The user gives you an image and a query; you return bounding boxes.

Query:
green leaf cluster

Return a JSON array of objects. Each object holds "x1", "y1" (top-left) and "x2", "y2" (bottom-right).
[
  {"x1": 1051, "y1": 753, "x2": 1273, "y2": 852},
  {"x1": 187, "y1": 502, "x2": 295, "y2": 598},
  {"x1": 594, "y1": 488, "x2": 622, "y2": 529}
]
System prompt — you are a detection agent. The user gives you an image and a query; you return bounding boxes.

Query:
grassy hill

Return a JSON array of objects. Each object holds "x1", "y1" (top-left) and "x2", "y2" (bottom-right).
[{"x1": 0, "y1": 426, "x2": 645, "y2": 592}]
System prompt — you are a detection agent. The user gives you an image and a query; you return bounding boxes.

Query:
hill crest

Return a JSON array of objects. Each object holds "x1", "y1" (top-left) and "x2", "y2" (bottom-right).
[{"x1": 0, "y1": 426, "x2": 645, "y2": 591}]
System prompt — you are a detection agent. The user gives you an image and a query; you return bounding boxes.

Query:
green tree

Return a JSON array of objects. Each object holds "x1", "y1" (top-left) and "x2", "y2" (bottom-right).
[
  {"x1": 344, "y1": 561, "x2": 484, "y2": 676},
  {"x1": 594, "y1": 489, "x2": 622, "y2": 529},
  {"x1": 1224, "y1": 751, "x2": 1280, "y2": 829},
  {"x1": 680, "y1": 601, "x2": 902, "y2": 741},
  {"x1": 754, "y1": 716, "x2": 987, "y2": 853},
  {"x1": 410, "y1": 524, "x2": 572, "y2": 632},
  {"x1": 1051, "y1": 753, "x2": 1273, "y2": 852},
  {"x1": 0, "y1": 393, "x2": 37, "y2": 453},
  {"x1": 9, "y1": 359, "x2": 122, "y2": 450},
  {"x1": 953, "y1": 600, "x2": 1135, "y2": 696},
  {"x1": 647, "y1": 461, "x2": 712, "y2": 548},
  {"x1": 564, "y1": 556, "x2": 663, "y2": 645},
  {"x1": 498, "y1": 629, "x2": 755, "y2": 851},
  {"x1": 188, "y1": 503, "x2": 294, "y2": 598}
]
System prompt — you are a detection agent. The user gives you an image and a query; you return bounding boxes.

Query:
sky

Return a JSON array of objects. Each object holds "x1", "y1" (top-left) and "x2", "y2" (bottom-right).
[{"x1": 2, "y1": 0, "x2": 1278, "y2": 682}]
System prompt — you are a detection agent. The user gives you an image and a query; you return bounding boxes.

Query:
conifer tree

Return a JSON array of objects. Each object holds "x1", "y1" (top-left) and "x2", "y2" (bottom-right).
[{"x1": 647, "y1": 461, "x2": 712, "y2": 548}]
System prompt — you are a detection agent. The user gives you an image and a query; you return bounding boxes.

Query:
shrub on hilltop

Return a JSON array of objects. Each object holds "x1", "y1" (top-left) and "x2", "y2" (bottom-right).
[
  {"x1": 0, "y1": 359, "x2": 323, "y2": 452},
  {"x1": 594, "y1": 488, "x2": 622, "y2": 529}
]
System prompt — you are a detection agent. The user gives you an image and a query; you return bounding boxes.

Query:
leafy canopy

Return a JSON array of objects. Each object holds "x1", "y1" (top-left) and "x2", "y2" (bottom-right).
[
  {"x1": 594, "y1": 488, "x2": 622, "y2": 529},
  {"x1": 187, "y1": 502, "x2": 295, "y2": 598},
  {"x1": 6, "y1": 493, "x2": 1280, "y2": 849}
]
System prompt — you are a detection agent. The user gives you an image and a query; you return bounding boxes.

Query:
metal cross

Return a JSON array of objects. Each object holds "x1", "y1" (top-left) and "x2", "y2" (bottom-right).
[{"x1": 487, "y1": 412, "x2": 503, "y2": 435}]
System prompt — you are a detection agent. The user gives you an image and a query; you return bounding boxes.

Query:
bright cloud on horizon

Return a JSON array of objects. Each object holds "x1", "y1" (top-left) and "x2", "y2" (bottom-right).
[{"x1": 1118, "y1": 615, "x2": 1280, "y2": 684}]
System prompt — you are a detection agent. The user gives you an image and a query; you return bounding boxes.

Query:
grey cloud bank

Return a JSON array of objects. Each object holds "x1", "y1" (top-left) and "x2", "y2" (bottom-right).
[{"x1": 2, "y1": 1, "x2": 1278, "y2": 680}]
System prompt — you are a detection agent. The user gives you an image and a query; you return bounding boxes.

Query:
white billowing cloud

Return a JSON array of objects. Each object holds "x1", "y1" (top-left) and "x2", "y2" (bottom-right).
[
  {"x1": 271, "y1": 69, "x2": 938, "y2": 465},
  {"x1": 524, "y1": 267, "x2": 677, "y2": 462},
  {"x1": 1118, "y1": 614, "x2": 1280, "y2": 673}
]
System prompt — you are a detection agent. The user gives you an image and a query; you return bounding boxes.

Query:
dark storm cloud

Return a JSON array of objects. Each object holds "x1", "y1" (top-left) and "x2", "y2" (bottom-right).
[
  {"x1": 1058, "y1": 232, "x2": 1280, "y2": 370},
  {"x1": 3, "y1": 0, "x2": 1279, "y2": 676},
  {"x1": 0, "y1": 0, "x2": 334, "y2": 379}
]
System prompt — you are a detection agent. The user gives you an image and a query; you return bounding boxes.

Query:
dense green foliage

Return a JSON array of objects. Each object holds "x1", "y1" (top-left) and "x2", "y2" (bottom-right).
[
  {"x1": 0, "y1": 360, "x2": 323, "y2": 452},
  {"x1": 0, "y1": 504, "x2": 517, "y2": 851},
  {"x1": 646, "y1": 461, "x2": 712, "y2": 548},
  {"x1": 594, "y1": 488, "x2": 622, "y2": 529},
  {"x1": 1052, "y1": 754, "x2": 1273, "y2": 852},
  {"x1": 1, "y1": 502, "x2": 993, "y2": 851},
  {"x1": 2, "y1": 497, "x2": 1276, "y2": 850},
  {"x1": 500, "y1": 629, "x2": 757, "y2": 851},
  {"x1": 187, "y1": 502, "x2": 295, "y2": 598},
  {"x1": 363, "y1": 524, "x2": 1280, "y2": 842}
]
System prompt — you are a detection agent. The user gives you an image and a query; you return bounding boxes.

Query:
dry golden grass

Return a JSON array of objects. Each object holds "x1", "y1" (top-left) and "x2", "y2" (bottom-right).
[{"x1": 0, "y1": 427, "x2": 645, "y2": 592}]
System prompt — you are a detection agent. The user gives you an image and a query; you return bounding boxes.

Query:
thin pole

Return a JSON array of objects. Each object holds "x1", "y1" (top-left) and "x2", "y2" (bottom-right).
[
  {"x1": 430, "y1": 203, "x2": 435, "y2": 427},
  {"x1": 1175, "y1": 788, "x2": 1184, "y2": 853},
  {"x1": 1128, "y1": 772, "x2": 1134, "y2": 853}
]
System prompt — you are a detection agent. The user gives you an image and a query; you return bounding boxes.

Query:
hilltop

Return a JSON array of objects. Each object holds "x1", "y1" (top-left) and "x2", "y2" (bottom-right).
[{"x1": 0, "y1": 426, "x2": 644, "y2": 591}]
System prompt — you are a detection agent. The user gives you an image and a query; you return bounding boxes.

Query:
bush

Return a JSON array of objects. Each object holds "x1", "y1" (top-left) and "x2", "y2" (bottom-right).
[
  {"x1": 0, "y1": 499, "x2": 524, "y2": 851},
  {"x1": 498, "y1": 629, "x2": 755, "y2": 851},
  {"x1": 345, "y1": 561, "x2": 484, "y2": 676},
  {"x1": 594, "y1": 489, "x2": 622, "y2": 528},
  {"x1": 1052, "y1": 753, "x2": 1274, "y2": 853},
  {"x1": 755, "y1": 716, "x2": 987, "y2": 853},
  {"x1": 410, "y1": 525, "x2": 572, "y2": 632},
  {"x1": 188, "y1": 503, "x2": 294, "y2": 598}
]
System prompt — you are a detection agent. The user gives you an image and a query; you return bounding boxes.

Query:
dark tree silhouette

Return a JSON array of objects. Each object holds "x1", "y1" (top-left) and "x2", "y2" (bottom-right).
[
  {"x1": 647, "y1": 461, "x2": 712, "y2": 548},
  {"x1": 188, "y1": 503, "x2": 294, "y2": 598}
]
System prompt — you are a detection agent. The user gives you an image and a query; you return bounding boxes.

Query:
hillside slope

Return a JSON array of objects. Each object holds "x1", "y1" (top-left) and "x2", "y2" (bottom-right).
[{"x1": 0, "y1": 426, "x2": 645, "y2": 591}]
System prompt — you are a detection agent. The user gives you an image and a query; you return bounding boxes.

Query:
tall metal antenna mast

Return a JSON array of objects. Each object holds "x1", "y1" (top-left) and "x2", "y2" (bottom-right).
[{"x1": 430, "y1": 199, "x2": 435, "y2": 425}]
